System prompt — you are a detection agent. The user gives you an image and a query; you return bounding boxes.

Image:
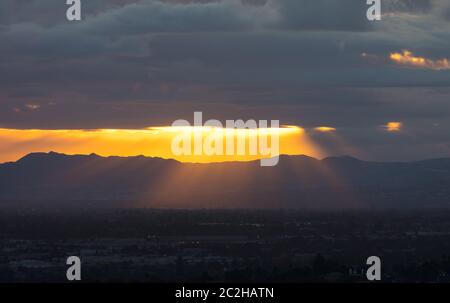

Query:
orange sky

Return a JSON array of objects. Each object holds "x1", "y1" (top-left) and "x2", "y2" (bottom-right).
[
  {"x1": 0, "y1": 126, "x2": 324, "y2": 164},
  {"x1": 390, "y1": 50, "x2": 450, "y2": 70}
]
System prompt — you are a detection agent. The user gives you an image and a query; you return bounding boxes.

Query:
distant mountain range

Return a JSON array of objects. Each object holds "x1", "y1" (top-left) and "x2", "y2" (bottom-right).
[{"x1": 1, "y1": 152, "x2": 450, "y2": 209}]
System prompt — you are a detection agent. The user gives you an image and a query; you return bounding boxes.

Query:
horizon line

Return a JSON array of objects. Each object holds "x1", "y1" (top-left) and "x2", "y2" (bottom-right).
[{"x1": 2, "y1": 151, "x2": 449, "y2": 166}]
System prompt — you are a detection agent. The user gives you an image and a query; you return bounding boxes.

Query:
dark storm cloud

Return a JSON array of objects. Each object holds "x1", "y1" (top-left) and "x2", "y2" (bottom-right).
[
  {"x1": 383, "y1": 0, "x2": 433, "y2": 14},
  {"x1": 444, "y1": 6, "x2": 450, "y2": 21},
  {"x1": 0, "y1": 0, "x2": 142, "y2": 26},
  {"x1": 270, "y1": 0, "x2": 372, "y2": 31},
  {"x1": 78, "y1": 0, "x2": 258, "y2": 36},
  {"x1": 0, "y1": 0, "x2": 450, "y2": 160}
]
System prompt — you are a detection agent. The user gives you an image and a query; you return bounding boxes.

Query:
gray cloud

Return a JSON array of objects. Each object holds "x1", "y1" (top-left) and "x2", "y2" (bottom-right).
[
  {"x1": 269, "y1": 0, "x2": 372, "y2": 31},
  {"x1": 0, "y1": 0, "x2": 450, "y2": 160},
  {"x1": 384, "y1": 0, "x2": 433, "y2": 14}
]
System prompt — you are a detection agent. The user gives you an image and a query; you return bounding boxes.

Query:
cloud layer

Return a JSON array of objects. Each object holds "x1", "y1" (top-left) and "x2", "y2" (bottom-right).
[{"x1": 1, "y1": 0, "x2": 450, "y2": 161}]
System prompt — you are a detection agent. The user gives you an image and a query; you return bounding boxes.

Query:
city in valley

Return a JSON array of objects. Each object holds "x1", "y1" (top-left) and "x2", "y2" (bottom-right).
[{"x1": 1, "y1": 209, "x2": 450, "y2": 283}]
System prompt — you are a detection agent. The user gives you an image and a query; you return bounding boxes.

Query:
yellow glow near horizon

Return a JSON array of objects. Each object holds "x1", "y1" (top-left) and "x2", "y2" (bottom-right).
[
  {"x1": 0, "y1": 126, "x2": 322, "y2": 164},
  {"x1": 385, "y1": 122, "x2": 402, "y2": 132},
  {"x1": 390, "y1": 50, "x2": 450, "y2": 70},
  {"x1": 314, "y1": 126, "x2": 336, "y2": 133}
]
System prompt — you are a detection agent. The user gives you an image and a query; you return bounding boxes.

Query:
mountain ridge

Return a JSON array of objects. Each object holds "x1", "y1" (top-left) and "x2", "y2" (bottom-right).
[
  {"x1": 1, "y1": 152, "x2": 450, "y2": 209},
  {"x1": 8, "y1": 151, "x2": 450, "y2": 166}
]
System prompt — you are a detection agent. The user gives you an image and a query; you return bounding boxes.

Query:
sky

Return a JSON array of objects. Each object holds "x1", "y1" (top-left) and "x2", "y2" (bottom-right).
[{"x1": 1, "y1": 0, "x2": 450, "y2": 162}]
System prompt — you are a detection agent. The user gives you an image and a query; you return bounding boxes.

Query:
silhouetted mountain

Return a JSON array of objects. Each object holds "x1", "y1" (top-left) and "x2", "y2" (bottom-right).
[{"x1": 1, "y1": 152, "x2": 450, "y2": 209}]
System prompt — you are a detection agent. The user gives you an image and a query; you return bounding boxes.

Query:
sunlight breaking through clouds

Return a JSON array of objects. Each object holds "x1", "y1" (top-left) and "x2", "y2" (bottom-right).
[
  {"x1": 384, "y1": 122, "x2": 402, "y2": 132},
  {"x1": 314, "y1": 126, "x2": 337, "y2": 133},
  {"x1": 0, "y1": 126, "x2": 322, "y2": 164},
  {"x1": 390, "y1": 50, "x2": 450, "y2": 70}
]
